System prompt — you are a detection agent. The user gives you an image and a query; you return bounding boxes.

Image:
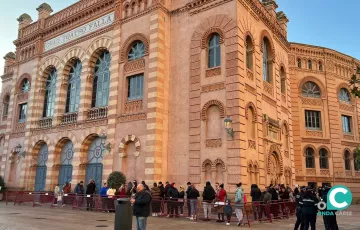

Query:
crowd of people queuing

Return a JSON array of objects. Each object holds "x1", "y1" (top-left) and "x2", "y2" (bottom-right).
[{"x1": 53, "y1": 179, "x2": 340, "y2": 230}]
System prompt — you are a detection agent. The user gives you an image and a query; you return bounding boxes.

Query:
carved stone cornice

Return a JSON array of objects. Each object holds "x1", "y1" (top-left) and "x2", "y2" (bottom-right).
[
  {"x1": 301, "y1": 138, "x2": 330, "y2": 144},
  {"x1": 117, "y1": 112, "x2": 147, "y2": 123},
  {"x1": 201, "y1": 82, "x2": 225, "y2": 93},
  {"x1": 341, "y1": 141, "x2": 360, "y2": 147}
]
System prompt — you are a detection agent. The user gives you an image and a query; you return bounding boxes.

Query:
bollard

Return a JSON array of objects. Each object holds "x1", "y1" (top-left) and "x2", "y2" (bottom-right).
[{"x1": 114, "y1": 198, "x2": 132, "y2": 230}]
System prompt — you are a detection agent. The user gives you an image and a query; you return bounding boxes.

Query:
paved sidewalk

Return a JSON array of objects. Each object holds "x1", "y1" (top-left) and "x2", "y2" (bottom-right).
[{"x1": 0, "y1": 202, "x2": 359, "y2": 230}]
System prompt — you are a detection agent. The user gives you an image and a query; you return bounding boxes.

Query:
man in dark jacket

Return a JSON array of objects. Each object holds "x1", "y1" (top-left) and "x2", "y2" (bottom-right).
[
  {"x1": 186, "y1": 182, "x2": 192, "y2": 217},
  {"x1": 167, "y1": 183, "x2": 179, "y2": 217},
  {"x1": 301, "y1": 187, "x2": 319, "y2": 230},
  {"x1": 202, "y1": 181, "x2": 216, "y2": 220},
  {"x1": 164, "y1": 182, "x2": 171, "y2": 215},
  {"x1": 158, "y1": 182, "x2": 165, "y2": 198},
  {"x1": 86, "y1": 179, "x2": 96, "y2": 210},
  {"x1": 259, "y1": 187, "x2": 271, "y2": 220},
  {"x1": 250, "y1": 184, "x2": 262, "y2": 220},
  {"x1": 321, "y1": 186, "x2": 339, "y2": 230},
  {"x1": 294, "y1": 186, "x2": 305, "y2": 230},
  {"x1": 131, "y1": 184, "x2": 152, "y2": 230},
  {"x1": 74, "y1": 181, "x2": 84, "y2": 194}
]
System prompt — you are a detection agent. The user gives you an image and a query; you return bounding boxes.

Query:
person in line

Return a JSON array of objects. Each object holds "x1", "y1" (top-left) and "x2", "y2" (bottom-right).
[
  {"x1": 202, "y1": 181, "x2": 216, "y2": 221},
  {"x1": 63, "y1": 182, "x2": 71, "y2": 194},
  {"x1": 224, "y1": 199, "x2": 233, "y2": 226},
  {"x1": 215, "y1": 184, "x2": 227, "y2": 223},
  {"x1": 126, "y1": 182, "x2": 134, "y2": 197},
  {"x1": 321, "y1": 185, "x2": 339, "y2": 230},
  {"x1": 100, "y1": 182, "x2": 109, "y2": 197},
  {"x1": 301, "y1": 187, "x2": 318, "y2": 230},
  {"x1": 132, "y1": 180, "x2": 138, "y2": 195},
  {"x1": 164, "y1": 182, "x2": 171, "y2": 216},
  {"x1": 54, "y1": 184, "x2": 60, "y2": 205},
  {"x1": 167, "y1": 183, "x2": 179, "y2": 218},
  {"x1": 74, "y1": 181, "x2": 84, "y2": 194},
  {"x1": 117, "y1": 184, "x2": 126, "y2": 197},
  {"x1": 294, "y1": 186, "x2": 305, "y2": 230},
  {"x1": 259, "y1": 187, "x2": 271, "y2": 221},
  {"x1": 158, "y1": 182, "x2": 165, "y2": 198},
  {"x1": 250, "y1": 184, "x2": 262, "y2": 220},
  {"x1": 186, "y1": 182, "x2": 192, "y2": 217},
  {"x1": 188, "y1": 184, "x2": 200, "y2": 220},
  {"x1": 151, "y1": 182, "x2": 161, "y2": 217},
  {"x1": 269, "y1": 184, "x2": 280, "y2": 218},
  {"x1": 178, "y1": 186, "x2": 185, "y2": 216},
  {"x1": 235, "y1": 183, "x2": 244, "y2": 226},
  {"x1": 141, "y1": 181, "x2": 149, "y2": 191},
  {"x1": 86, "y1": 179, "x2": 96, "y2": 211},
  {"x1": 131, "y1": 184, "x2": 152, "y2": 230}
]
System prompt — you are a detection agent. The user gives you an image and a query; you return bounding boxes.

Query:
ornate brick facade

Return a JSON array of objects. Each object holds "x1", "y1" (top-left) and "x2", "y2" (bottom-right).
[{"x1": 0, "y1": 0, "x2": 358, "y2": 197}]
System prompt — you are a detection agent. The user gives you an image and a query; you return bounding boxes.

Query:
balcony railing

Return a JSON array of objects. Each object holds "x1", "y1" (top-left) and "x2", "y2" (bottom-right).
[
  {"x1": 87, "y1": 106, "x2": 108, "y2": 120},
  {"x1": 38, "y1": 117, "x2": 53, "y2": 129},
  {"x1": 61, "y1": 112, "x2": 78, "y2": 125}
]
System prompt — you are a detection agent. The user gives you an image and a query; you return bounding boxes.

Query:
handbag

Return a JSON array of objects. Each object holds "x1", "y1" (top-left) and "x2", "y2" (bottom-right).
[{"x1": 57, "y1": 195, "x2": 62, "y2": 201}]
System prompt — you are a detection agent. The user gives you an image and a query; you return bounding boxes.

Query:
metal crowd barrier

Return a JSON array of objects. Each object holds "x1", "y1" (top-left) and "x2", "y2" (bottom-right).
[{"x1": 5, "y1": 191, "x2": 297, "y2": 228}]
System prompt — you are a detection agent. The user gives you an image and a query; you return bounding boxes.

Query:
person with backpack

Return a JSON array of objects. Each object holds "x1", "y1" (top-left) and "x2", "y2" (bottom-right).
[
  {"x1": 235, "y1": 183, "x2": 245, "y2": 226},
  {"x1": 202, "y1": 181, "x2": 216, "y2": 220},
  {"x1": 167, "y1": 183, "x2": 179, "y2": 218}
]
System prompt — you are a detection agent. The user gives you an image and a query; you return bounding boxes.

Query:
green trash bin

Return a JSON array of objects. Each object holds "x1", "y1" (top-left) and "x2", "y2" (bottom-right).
[{"x1": 114, "y1": 198, "x2": 132, "y2": 230}]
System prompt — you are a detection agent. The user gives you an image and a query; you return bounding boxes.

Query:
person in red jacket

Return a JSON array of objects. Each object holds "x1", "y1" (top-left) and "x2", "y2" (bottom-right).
[{"x1": 215, "y1": 184, "x2": 227, "y2": 222}]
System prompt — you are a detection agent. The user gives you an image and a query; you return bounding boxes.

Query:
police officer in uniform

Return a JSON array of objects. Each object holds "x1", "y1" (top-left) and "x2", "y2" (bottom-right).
[
  {"x1": 321, "y1": 185, "x2": 339, "y2": 230},
  {"x1": 294, "y1": 186, "x2": 306, "y2": 230},
  {"x1": 301, "y1": 187, "x2": 318, "y2": 230}
]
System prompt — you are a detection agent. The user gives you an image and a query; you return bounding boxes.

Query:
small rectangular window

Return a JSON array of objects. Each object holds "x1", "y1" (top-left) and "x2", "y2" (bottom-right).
[
  {"x1": 128, "y1": 74, "x2": 144, "y2": 100},
  {"x1": 19, "y1": 103, "x2": 27, "y2": 122},
  {"x1": 305, "y1": 110, "x2": 321, "y2": 130},
  {"x1": 342, "y1": 115, "x2": 352, "y2": 134}
]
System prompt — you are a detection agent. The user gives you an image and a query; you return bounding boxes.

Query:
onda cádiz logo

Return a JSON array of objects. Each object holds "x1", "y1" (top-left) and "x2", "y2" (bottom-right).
[{"x1": 317, "y1": 185, "x2": 353, "y2": 216}]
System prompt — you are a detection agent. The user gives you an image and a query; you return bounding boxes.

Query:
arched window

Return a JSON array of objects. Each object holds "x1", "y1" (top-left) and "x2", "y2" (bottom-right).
[
  {"x1": 246, "y1": 36, "x2": 253, "y2": 70},
  {"x1": 354, "y1": 152, "x2": 360, "y2": 171},
  {"x1": 3, "y1": 95, "x2": 10, "y2": 117},
  {"x1": 208, "y1": 33, "x2": 221, "y2": 68},
  {"x1": 247, "y1": 107, "x2": 255, "y2": 139},
  {"x1": 21, "y1": 78, "x2": 30, "y2": 93},
  {"x1": 319, "y1": 61, "x2": 323, "y2": 71},
  {"x1": 308, "y1": 60, "x2": 312, "y2": 69},
  {"x1": 302, "y1": 81, "x2": 321, "y2": 98},
  {"x1": 262, "y1": 38, "x2": 272, "y2": 82},
  {"x1": 128, "y1": 41, "x2": 145, "y2": 61},
  {"x1": 280, "y1": 67, "x2": 286, "y2": 94},
  {"x1": 339, "y1": 88, "x2": 351, "y2": 103},
  {"x1": 319, "y1": 148, "x2": 329, "y2": 169},
  {"x1": 297, "y1": 58, "x2": 302, "y2": 68},
  {"x1": 65, "y1": 60, "x2": 82, "y2": 113},
  {"x1": 305, "y1": 147, "x2": 315, "y2": 168},
  {"x1": 344, "y1": 150, "x2": 351, "y2": 170},
  {"x1": 91, "y1": 51, "x2": 111, "y2": 108},
  {"x1": 43, "y1": 69, "x2": 57, "y2": 117}
]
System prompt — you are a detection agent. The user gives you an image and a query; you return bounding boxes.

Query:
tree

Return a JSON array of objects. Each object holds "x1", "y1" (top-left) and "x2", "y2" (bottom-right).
[
  {"x1": 354, "y1": 148, "x2": 360, "y2": 171},
  {"x1": 349, "y1": 67, "x2": 360, "y2": 98},
  {"x1": 107, "y1": 171, "x2": 126, "y2": 190},
  {"x1": 0, "y1": 175, "x2": 5, "y2": 193}
]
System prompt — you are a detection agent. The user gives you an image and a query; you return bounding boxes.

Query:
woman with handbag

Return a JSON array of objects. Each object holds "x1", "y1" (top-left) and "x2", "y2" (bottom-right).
[{"x1": 215, "y1": 184, "x2": 227, "y2": 222}]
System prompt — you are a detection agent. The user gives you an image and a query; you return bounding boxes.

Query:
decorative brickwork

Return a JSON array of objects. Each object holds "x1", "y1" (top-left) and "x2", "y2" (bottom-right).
[
  {"x1": 118, "y1": 135, "x2": 141, "y2": 158},
  {"x1": 201, "y1": 82, "x2": 225, "y2": 93},
  {"x1": 301, "y1": 97, "x2": 323, "y2": 106},
  {"x1": 245, "y1": 102, "x2": 258, "y2": 122},
  {"x1": 201, "y1": 100, "x2": 225, "y2": 121},
  {"x1": 120, "y1": 33, "x2": 149, "y2": 63},
  {"x1": 206, "y1": 138, "x2": 222, "y2": 148},
  {"x1": 124, "y1": 59, "x2": 145, "y2": 73}
]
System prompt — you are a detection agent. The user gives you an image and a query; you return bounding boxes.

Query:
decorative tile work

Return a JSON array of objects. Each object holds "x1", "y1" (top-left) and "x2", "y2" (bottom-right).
[
  {"x1": 248, "y1": 140, "x2": 256, "y2": 149},
  {"x1": 263, "y1": 81, "x2": 273, "y2": 95},
  {"x1": 320, "y1": 169, "x2": 330, "y2": 176},
  {"x1": 339, "y1": 103, "x2": 354, "y2": 112},
  {"x1": 302, "y1": 97, "x2": 323, "y2": 106},
  {"x1": 306, "y1": 168, "x2": 316, "y2": 175},
  {"x1": 201, "y1": 82, "x2": 225, "y2": 93},
  {"x1": 246, "y1": 68, "x2": 254, "y2": 80},
  {"x1": 124, "y1": 100, "x2": 143, "y2": 114},
  {"x1": 206, "y1": 138, "x2": 222, "y2": 148},
  {"x1": 118, "y1": 113, "x2": 147, "y2": 123},
  {"x1": 306, "y1": 130, "x2": 323, "y2": 138},
  {"x1": 343, "y1": 134, "x2": 355, "y2": 141},
  {"x1": 206, "y1": 67, "x2": 221, "y2": 78},
  {"x1": 124, "y1": 59, "x2": 145, "y2": 74},
  {"x1": 345, "y1": 171, "x2": 352, "y2": 177}
]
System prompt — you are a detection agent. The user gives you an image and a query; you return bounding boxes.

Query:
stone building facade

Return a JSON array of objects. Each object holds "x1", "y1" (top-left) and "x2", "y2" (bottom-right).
[{"x1": 0, "y1": 0, "x2": 358, "y2": 196}]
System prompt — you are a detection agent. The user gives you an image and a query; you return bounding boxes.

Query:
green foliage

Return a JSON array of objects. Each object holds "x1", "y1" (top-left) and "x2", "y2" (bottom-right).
[
  {"x1": 0, "y1": 175, "x2": 5, "y2": 193},
  {"x1": 107, "y1": 171, "x2": 126, "y2": 190},
  {"x1": 354, "y1": 148, "x2": 360, "y2": 171},
  {"x1": 349, "y1": 70, "x2": 360, "y2": 98}
]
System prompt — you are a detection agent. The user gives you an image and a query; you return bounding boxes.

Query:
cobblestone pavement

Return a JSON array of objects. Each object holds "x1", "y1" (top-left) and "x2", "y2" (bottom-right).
[{"x1": 0, "y1": 202, "x2": 359, "y2": 230}]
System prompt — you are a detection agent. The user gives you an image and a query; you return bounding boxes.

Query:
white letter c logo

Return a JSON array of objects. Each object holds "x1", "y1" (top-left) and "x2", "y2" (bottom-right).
[{"x1": 329, "y1": 187, "x2": 348, "y2": 209}]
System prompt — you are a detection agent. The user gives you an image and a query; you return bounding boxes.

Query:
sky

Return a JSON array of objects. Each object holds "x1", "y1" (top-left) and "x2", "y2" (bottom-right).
[{"x1": 0, "y1": 0, "x2": 359, "y2": 75}]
